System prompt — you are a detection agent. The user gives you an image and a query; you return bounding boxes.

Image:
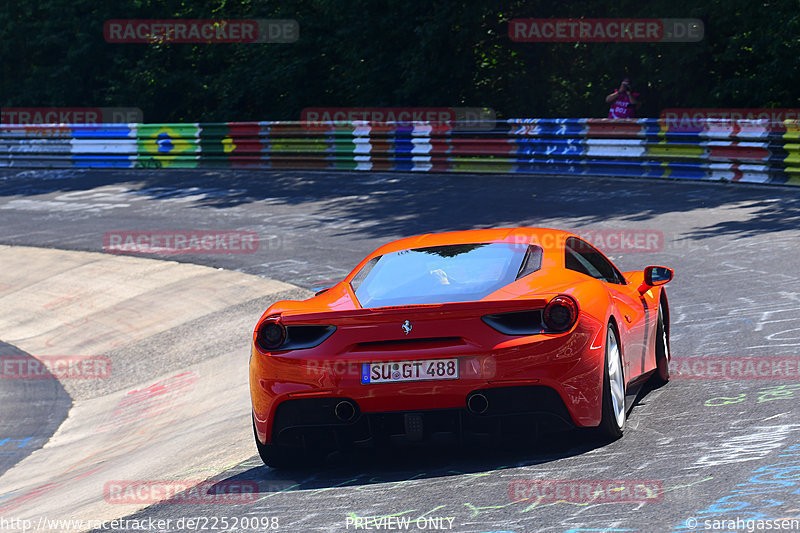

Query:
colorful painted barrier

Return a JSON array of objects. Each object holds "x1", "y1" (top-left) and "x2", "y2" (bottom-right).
[{"x1": 1, "y1": 118, "x2": 798, "y2": 185}]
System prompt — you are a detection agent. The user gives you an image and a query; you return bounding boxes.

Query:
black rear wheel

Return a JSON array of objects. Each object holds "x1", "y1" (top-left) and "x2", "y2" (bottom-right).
[
  {"x1": 596, "y1": 324, "x2": 625, "y2": 441},
  {"x1": 653, "y1": 306, "x2": 670, "y2": 384},
  {"x1": 253, "y1": 416, "x2": 301, "y2": 468}
]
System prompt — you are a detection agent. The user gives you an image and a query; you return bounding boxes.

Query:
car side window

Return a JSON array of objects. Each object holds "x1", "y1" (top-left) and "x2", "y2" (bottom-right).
[{"x1": 564, "y1": 237, "x2": 625, "y2": 284}]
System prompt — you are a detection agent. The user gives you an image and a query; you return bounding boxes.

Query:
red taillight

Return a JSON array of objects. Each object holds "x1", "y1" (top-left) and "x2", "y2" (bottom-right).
[
  {"x1": 256, "y1": 316, "x2": 286, "y2": 351},
  {"x1": 543, "y1": 295, "x2": 578, "y2": 332}
]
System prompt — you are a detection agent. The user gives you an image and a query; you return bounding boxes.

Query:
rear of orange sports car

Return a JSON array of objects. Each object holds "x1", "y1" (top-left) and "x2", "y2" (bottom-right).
[{"x1": 249, "y1": 228, "x2": 670, "y2": 465}]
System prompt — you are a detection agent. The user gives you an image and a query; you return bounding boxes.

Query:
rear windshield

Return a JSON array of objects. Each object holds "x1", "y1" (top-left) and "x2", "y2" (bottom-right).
[{"x1": 351, "y1": 242, "x2": 541, "y2": 308}]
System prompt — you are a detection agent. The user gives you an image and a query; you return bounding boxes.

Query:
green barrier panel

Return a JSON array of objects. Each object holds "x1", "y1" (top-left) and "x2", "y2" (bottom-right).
[
  {"x1": 136, "y1": 124, "x2": 200, "y2": 168},
  {"x1": 646, "y1": 143, "x2": 706, "y2": 159}
]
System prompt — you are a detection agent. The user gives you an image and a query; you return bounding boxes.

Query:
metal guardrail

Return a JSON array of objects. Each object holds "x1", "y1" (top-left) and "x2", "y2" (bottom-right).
[{"x1": 1, "y1": 118, "x2": 798, "y2": 185}]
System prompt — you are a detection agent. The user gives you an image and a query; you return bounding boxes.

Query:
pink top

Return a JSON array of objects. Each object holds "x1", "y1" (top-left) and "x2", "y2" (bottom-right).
[{"x1": 608, "y1": 91, "x2": 639, "y2": 118}]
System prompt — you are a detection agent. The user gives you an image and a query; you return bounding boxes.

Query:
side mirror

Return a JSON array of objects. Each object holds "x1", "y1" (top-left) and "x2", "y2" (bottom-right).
[{"x1": 643, "y1": 266, "x2": 673, "y2": 287}]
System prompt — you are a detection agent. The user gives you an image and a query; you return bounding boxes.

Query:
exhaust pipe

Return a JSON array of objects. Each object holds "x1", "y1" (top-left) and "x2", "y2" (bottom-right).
[
  {"x1": 467, "y1": 393, "x2": 489, "y2": 415},
  {"x1": 334, "y1": 400, "x2": 357, "y2": 422}
]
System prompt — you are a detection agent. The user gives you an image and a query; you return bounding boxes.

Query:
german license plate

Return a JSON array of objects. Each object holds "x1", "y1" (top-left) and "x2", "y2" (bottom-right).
[{"x1": 361, "y1": 358, "x2": 459, "y2": 384}]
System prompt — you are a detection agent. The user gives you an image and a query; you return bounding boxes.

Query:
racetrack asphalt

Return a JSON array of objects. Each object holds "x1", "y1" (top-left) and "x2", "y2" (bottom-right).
[{"x1": 0, "y1": 168, "x2": 799, "y2": 533}]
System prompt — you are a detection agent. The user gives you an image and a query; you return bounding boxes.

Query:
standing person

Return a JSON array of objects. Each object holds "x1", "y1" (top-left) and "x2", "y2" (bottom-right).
[{"x1": 606, "y1": 78, "x2": 641, "y2": 118}]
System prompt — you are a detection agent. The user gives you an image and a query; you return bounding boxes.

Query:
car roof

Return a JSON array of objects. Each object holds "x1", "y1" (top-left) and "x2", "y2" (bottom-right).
[
  {"x1": 367, "y1": 227, "x2": 577, "y2": 256},
  {"x1": 340, "y1": 227, "x2": 582, "y2": 283}
]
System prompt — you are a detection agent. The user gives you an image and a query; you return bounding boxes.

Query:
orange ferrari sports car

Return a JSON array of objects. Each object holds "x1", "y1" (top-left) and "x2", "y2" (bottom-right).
[{"x1": 250, "y1": 227, "x2": 673, "y2": 466}]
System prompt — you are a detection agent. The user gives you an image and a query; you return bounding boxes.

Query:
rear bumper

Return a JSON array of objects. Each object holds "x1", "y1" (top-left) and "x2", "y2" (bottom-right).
[
  {"x1": 251, "y1": 324, "x2": 607, "y2": 445},
  {"x1": 266, "y1": 385, "x2": 575, "y2": 450}
]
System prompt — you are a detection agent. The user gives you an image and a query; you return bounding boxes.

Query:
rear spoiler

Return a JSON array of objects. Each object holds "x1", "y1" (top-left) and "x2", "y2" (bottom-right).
[{"x1": 278, "y1": 298, "x2": 550, "y2": 325}]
